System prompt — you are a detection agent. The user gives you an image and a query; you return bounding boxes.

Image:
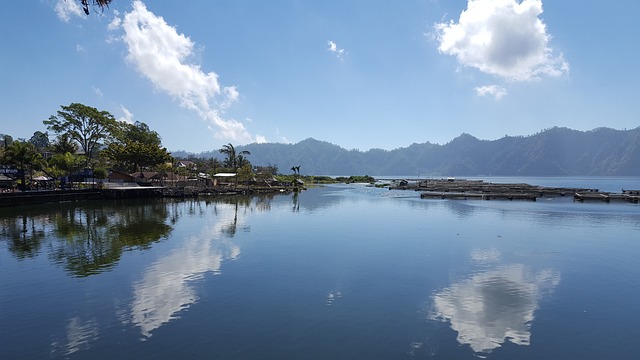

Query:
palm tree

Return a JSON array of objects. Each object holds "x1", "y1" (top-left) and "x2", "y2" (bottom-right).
[
  {"x1": 291, "y1": 165, "x2": 301, "y2": 181},
  {"x1": 50, "y1": 134, "x2": 78, "y2": 155},
  {"x1": 80, "y1": 0, "x2": 113, "y2": 15},
  {"x1": 219, "y1": 143, "x2": 250, "y2": 172},
  {"x1": 2, "y1": 141, "x2": 43, "y2": 190}
]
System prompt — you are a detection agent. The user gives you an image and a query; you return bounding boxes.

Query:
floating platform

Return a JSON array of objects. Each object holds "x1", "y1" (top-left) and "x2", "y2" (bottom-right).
[{"x1": 389, "y1": 178, "x2": 638, "y2": 203}]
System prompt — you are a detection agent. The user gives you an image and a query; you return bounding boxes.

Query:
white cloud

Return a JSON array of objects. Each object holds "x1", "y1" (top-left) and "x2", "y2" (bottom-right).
[
  {"x1": 475, "y1": 84, "x2": 507, "y2": 99},
  {"x1": 107, "y1": 14, "x2": 122, "y2": 31},
  {"x1": 255, "y1": 135, "x2": 267, "y2": 144},
  {"x1": 55, "y1": 0, "x2": 84, "y2": 22},
  {"x1": 119, "y1": 105, "x2": 134, "y2": 124},
  {"x1": 75, "y1": 44, "x2": 85, "y2": 53},
  {"x1": 275, "y1": 128, "x2": 292, "y2": 144},
  {"x1": 92, "y1": 86, "x2": 103, "y2": 97},
  {"x1": 327, "y1": 40, "x2": 346, "y2": 61},
  {"x1": 112, "y1": 1, "x2": 251, "y2": 143},
  {"x1": 435, "y1": 0, "x2": 568, "y2": 81}
]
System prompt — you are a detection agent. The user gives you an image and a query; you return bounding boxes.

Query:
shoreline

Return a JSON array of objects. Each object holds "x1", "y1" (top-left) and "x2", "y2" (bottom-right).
[
  {"x1": 0, "y1": 184, "x2": 303, "y2": 208},
  {"x1": 1, "y1": 177, "x2": 638, "y2": 207}
]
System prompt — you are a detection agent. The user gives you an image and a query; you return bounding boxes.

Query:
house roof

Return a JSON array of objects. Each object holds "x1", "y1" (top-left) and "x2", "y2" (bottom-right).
[
  {"x1": 213, "y1": 173, "x2": 236, "y2": 177},
  {"x1": 176, "y1": 160, "x2": 196, "y2": 167},
  {"x1": 131, "y1": 171, "x2": 161, "y2": 179}
]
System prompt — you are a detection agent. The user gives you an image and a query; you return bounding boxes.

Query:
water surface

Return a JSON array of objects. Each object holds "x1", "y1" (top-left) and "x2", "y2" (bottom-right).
[{"x1": 1, "y1": 183, "x2": 638, "y2": 359}]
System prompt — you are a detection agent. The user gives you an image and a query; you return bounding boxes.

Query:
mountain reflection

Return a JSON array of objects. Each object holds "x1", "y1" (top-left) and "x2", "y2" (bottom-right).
[
  {"x1": 430, "y1": 264, "x2": 560, "y2": 354},
  {"x1": 130, "y1": 201, "x2": 246, "y2": 337}
]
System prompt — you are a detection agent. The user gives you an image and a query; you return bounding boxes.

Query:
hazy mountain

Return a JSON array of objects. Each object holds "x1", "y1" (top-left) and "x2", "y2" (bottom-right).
[{"x1": 172, "y1": 127, "x2": 640, "y2": 176}]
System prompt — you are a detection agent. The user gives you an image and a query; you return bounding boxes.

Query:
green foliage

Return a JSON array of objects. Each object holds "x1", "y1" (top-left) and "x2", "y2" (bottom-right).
[
  {"x1": 44, "y1": 103, "x2": 118, "y2": 168},
  {"x1": 104, "y1": 121, "x2": 172, "y2": 173},
  {"x1": 46, "y1": 152, "x2": 83, "y2": 178},
  {"x1": 50, "y1": 133, "x2": 78, "y2": 155},
  {"x1": 2, "y1": 141, "x2": 43, "y2": 190},
  {"x1": 334, "y1": 175, "x2": 376, "y2": 183},
  {"x1": 29, "y1": 131, "x2": 49, "y2": 151},
  {"x1": 237, "y1": 163, "x2": 253, "y2": 183},
  {"x1": 1, "y1": 134, "x2": 14, "y2": 147}
]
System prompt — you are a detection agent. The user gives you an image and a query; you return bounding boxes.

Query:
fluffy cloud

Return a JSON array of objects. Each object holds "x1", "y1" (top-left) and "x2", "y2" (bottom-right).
[
  {"x1": 475, "y1": 85, "x2": 507, "y2": 100},
  {"x1": 118, "y1": 105, "x2": 134, "y2": 124},
  {"x1": 55, "y1": 0, "x2": 83, "y2": 22},
  {"x1": 435, "y1": 0, "x2": 568, "y2": 82},
  {"x1": 113, "y1": 1, "x2": 251, "y2": 142},
  {"x1": 328, "y1": 40, "x2": 346, "y2": 61}
]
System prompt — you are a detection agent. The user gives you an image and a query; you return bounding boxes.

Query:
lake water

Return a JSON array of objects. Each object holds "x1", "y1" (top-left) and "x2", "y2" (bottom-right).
[{"x1": 1, "y1": 178, "x2": 639, "y2": 359}]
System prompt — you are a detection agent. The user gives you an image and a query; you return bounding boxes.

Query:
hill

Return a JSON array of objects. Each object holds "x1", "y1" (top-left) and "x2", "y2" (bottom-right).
[{"x1": 172, "y1": 127, "x2": 640, "y2": 176}]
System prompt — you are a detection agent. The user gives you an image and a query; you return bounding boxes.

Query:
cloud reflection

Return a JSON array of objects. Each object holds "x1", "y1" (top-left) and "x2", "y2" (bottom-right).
[
  {"x1": 430, "y1": 264, "x2": 559, "y2": 354},
  {"x1": 50, "y1": 316, "x2": 99, "y2": 356},
  {"x1": 129, "y1": 203, "x2": 243, "y2": 337}
]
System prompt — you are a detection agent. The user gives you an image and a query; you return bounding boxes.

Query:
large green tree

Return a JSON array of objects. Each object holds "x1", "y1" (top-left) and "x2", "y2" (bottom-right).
[
  {"x1": 29, "y1": 131, "x2": 49, "y2": 152},
  {"x1": 1, "y1": 134, "x2": 13, "y2": 148},
  {"x1": 104, "y1": 121, "x2": 172, "y2": 173},
  {"x1": 44, "y1": 103, "x2": 118, "y2": 168}
]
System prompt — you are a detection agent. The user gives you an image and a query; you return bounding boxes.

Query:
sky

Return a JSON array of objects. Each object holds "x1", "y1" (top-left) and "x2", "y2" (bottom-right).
[{"x1": 1, "y1": 0, "x2": 638, "y2": 153}]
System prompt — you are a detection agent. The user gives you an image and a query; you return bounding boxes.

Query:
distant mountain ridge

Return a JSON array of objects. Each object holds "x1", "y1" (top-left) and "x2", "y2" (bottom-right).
[{"x1": 172, "y1": 127, "x2": 640, "y2": 176}]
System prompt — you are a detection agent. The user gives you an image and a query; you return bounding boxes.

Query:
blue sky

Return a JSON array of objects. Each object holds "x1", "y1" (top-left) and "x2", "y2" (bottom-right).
[{"x1": 1, "y1": 0, "x2": 638, "y2": 152}]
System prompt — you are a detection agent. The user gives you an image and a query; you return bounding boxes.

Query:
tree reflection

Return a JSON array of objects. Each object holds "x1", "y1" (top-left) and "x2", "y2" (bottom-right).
[
  {"x1": 1, "y1": 194, "x2": 283, "y2": 277},
  {"x1": 48, "y1": 201, "x2": 173, "y2": 277},
  {"x1": 292, "y1": 191, "x2": 300, "y2": 212},
  {"x1": 0, "y1": 200, "x2": 173, "y2": 277},
  {"x1": 0, "y1": 214, "x2": 47, "y2": 259}
]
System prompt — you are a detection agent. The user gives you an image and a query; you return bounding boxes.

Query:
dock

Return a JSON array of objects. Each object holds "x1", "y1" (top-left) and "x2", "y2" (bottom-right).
[{"x1": 388, "y1": 178, "x2": 639, "y2": 203}]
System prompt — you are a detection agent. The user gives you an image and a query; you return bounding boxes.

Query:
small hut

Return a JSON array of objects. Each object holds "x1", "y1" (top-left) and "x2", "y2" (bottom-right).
[
  {"x1": 0, "y1": 174, "x2": 15, "y2": 189},
  {"x1": 213, "y1": 173, "x2": 236, "y2": 186}
]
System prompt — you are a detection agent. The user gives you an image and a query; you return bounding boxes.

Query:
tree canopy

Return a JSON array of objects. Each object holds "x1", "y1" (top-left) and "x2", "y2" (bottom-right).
[
  {"x1": 44, "y1": 103, "x2": 118, "y2": 168},
  {"x1": 103, "y1": 121, "x2": 173, "y2": 173}
]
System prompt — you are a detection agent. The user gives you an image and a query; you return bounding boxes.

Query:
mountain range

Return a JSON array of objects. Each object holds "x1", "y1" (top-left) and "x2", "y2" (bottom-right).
[{"x1": 172, "y1": 127, "x2": 640, "y2": 176}]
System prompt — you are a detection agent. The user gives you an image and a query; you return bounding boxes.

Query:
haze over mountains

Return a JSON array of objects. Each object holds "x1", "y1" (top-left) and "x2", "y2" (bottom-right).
[{"x1": 174, "y1": 127, "x2": 640, "y2": 176}]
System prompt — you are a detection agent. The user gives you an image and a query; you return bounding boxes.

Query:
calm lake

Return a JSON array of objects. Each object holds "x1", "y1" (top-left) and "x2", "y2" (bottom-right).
[{"x1": 1, "y1": 178, "x2": 639, "y2": 359}]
